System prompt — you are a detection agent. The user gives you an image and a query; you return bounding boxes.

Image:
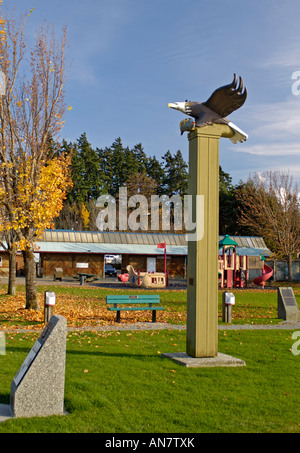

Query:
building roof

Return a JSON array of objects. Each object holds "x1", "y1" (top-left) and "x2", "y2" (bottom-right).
[
  {"x1": 219, "y1": 234, "x2": 238, "y2": 248},
  {"x1": 40, "y1": 230, "x2": 187, "y2": 246},
  {"x1": 33, "y1": 230, "x2": 272, "y2": 257},
  {"x1": 37, "y1": 241, "x2": 187, "y2": 256}
]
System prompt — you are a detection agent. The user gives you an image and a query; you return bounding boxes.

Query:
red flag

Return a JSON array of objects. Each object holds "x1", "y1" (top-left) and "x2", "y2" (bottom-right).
[{"x1": 157, "y1": 243, "x2": 166, "y2": 249}]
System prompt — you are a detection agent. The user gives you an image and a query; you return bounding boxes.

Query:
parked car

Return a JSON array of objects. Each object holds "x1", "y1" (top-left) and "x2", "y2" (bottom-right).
[{"x1": 105, "y1": 264, "x2": 117, "y2": 277}]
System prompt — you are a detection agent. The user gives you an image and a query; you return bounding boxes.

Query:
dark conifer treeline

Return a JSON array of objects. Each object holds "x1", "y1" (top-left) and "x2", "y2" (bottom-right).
[{"x1": 54, "y1": 132, "x2": 247, "y2": 234}]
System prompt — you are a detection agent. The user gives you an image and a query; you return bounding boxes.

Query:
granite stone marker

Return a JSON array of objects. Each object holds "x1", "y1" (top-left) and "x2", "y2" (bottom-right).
[
  {"x1": 10, "y1": 314, "x2": 67, "y2": 418},
  {"x1": 278, "y1": 287, "x2": 299, "y2": 322}
]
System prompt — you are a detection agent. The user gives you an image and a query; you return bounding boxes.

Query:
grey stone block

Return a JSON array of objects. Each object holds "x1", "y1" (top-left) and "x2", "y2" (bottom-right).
[
  {"x1": 162, "y1": 351, "x2": 246, "y2": 367},
  {"x1": 278, "y1": 287, "x2": 299, "y2": 322},
  {"x1": 10, "y1": 315, "x2": 67, "y2": 418}
]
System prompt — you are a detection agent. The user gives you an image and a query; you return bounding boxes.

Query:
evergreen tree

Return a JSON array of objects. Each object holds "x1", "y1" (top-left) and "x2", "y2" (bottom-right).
[
  {"x1": 55, "y1": 132, "x2": 245, "y2": 237},
  {"x1": 108, "y1": 138, "x2": 127, "y2": 197},
  {"x1": 96, "y1": 146, "x2": 114, "y2": 194},
  {"x1": 57, "y1": 139, "x2": 80, "y2": 203},
  {"x1": 131, "y1": 143, "x2": 148, "y2": 173},
  {"x1": 219, "y1": 166, "x2": 235, "y2": 234},
  {"x1": 146, "y1": 156, "x2": 166, "y2": 195},
  {"x1": 97, "y1": 139, "x2": 149, "y2": 197},
  {"x1": 162, "y1": 150, "x2": 188, "y2": 197},
  {"x1": 123, "y1": 146, "x2": 140, "y2": 183},
  {"x1": 76, "y1": 133, "x2": 102, "y2": 201}
]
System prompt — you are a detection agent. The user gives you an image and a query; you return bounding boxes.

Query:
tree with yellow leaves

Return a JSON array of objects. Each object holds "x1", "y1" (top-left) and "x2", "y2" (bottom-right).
[
  {"x1": 0, "y1": 5, "x2": 71, "y2": 308},
  {"x1": 80, "y1": 203, "x2": 90, "y2": 230},
  {"x1": 0, "y1": 155, "x2": 72, "y2": 301}
]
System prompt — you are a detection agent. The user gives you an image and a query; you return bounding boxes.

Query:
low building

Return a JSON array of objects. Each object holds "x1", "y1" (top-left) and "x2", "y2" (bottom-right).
[
  {"x1": 0, "y1": 230, "x2": 272, "y2": 279},
  {"x1": 37, "y1": 230, "x2": 187, "y2": 279}
]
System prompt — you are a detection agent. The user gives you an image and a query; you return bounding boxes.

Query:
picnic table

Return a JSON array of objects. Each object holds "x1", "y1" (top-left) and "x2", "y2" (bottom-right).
[{"x1": 75, "y1": 273, "x2": 99, "y2": 285}]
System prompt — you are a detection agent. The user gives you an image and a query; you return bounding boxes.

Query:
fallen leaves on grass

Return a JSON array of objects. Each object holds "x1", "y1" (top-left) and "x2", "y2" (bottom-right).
[
  {"x1": 0, "y1": 286, "x2": 282, "y2": 331},
  {"x1": 0, "y1": 287, "x2": 183, "y2": 331}
]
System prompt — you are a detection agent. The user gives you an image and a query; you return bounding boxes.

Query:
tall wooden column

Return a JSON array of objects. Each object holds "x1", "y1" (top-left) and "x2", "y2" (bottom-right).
[{"x1": 186, "y1": 124, "x2": 234, "y2": 358}]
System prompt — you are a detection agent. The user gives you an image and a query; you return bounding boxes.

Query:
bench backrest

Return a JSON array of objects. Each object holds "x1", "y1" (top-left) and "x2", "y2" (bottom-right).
[{"x1": 106, "y1": 295, "x2": 160, "y2": 305}]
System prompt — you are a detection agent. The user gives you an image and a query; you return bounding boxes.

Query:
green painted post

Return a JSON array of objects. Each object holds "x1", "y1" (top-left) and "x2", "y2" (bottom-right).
[
  {"x1": 186, "y1": 124, "x2": 235, "y2": 358},
  {"x1": 167, "y1": 75, "x2": 248, "y2": 359}
]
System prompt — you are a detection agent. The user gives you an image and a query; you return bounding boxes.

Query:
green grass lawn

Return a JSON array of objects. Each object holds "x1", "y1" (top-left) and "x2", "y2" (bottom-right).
[
  {"x1": 40, "y1": 284, "x2": 299, "y2": 325},
  {"x1": 1, "y1": 284, "x2": 300, "y2": 433},
  {"x1": 0, "y1": 328, "x2": 300, "y2": 433},
  {"x1": 38, "y1": 284, "x2": 299, "y2": 325},
  {"x1": 1, "y1": 284, "x2": 292, "y2": 328}
]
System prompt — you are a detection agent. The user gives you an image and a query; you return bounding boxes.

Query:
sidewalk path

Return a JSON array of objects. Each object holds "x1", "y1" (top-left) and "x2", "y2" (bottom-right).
[
  {"x1": 71, "y1": 321, "x2": 300, "y2": 332},
  {"x1": 219, "y1": 321, "x2": 300, "y2": 330},
  {"x1": 3, "y1": 320, "x2": 300, "y2": 334}
]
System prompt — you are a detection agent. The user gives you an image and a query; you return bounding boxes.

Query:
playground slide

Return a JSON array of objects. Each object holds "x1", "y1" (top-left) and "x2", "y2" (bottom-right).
[{"x1": 253, "y1": 264, "x2": 273, "y2": 285}]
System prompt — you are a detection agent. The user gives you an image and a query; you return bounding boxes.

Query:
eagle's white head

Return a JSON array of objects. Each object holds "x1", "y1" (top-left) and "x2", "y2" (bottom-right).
[{"x1": 168, "y1": 102, "x2": 186, "y2": 113}]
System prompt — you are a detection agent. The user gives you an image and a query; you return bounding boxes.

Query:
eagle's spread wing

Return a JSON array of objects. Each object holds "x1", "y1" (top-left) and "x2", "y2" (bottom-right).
[
  {"x1": 203, "y1": 74, "x2": 247, "y2": 118},
  {"x1": 185, "y1": 102, "x2": 222, "y2": 126}
]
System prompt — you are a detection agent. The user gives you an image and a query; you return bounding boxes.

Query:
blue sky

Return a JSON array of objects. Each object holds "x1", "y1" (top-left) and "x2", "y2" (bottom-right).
[{"x1": 6, "y1": 0, "x2": 300, "y2": 185}]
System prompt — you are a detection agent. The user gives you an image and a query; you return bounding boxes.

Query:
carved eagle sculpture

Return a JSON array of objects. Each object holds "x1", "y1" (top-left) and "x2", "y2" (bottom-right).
[{"x1": 168, "y1": 74, "x2": 248, "y2": 143}]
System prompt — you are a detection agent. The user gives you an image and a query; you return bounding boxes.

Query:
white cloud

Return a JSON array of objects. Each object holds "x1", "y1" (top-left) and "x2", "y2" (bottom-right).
[
  {"x1": 267, "y1": 163, "x2": 300, "y2": 177},
  {"x1": 238, "y1": 98, "x2": 300, "y2": 146},
  {"x1": 262, "y1": 47, "x2": 300, "y2": 69},
  {"x1": 235, "y1": 142, "x2": 300, "y2": 156},
  {"x1": 232, "y1": 97, "x2": 300, "y2": 181}
]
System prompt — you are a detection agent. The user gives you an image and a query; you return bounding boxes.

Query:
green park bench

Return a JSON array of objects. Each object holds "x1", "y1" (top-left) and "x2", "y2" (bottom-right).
[{"x1": 106, "y1": 294, "x2": 164, "y2": 323}]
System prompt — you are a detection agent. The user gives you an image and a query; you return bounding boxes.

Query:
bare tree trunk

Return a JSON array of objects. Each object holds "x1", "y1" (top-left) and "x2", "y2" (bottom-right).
[
  {"x1": 0, "y1": 14, "x2": 69, "y2": 311},
  {"x1": 23, "y1": 248, "x2": 39, "y2": 309},
  {"x1": 7, "y1": 247, "x2": 16, "y2": 296},
  {"x1": 237, "y1": 171, "x2": 300, "y2": 276}
]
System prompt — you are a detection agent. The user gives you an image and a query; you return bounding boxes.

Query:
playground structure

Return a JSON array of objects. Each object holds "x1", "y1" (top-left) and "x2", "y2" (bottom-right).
[
  {"x1": 253, "y1": 262, "x2": 273, "y2": 287},
  {"x1": 218, "y1": 235, "x2": 273, "y2": 288},
  {"x1": 218, "y1": 235, "x2": 248, "y2": 288},
  {"x1": 126, "y1": 265, "x2": 166, "y2": 289},
  {"x1": 124, "y1": 235, "x2": 273, "y2": 290}
]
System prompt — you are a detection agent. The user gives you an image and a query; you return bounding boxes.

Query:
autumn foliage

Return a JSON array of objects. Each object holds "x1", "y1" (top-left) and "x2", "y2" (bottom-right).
[
  {"x1": 0, "y1": 4, "x2": 70, "y2": 308},
  {"x1": 237, "y1": 171, "x2": 300, "y2": 281},
  {"x1": 0, "y1": 155, "x2": 72, "y2": 243},
  {"x1": 0, "y1": 289, "x2": 174, "y2": 330},
  {"x1": 0, "y1": 285, "x2": 283, "y2": 332}
]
